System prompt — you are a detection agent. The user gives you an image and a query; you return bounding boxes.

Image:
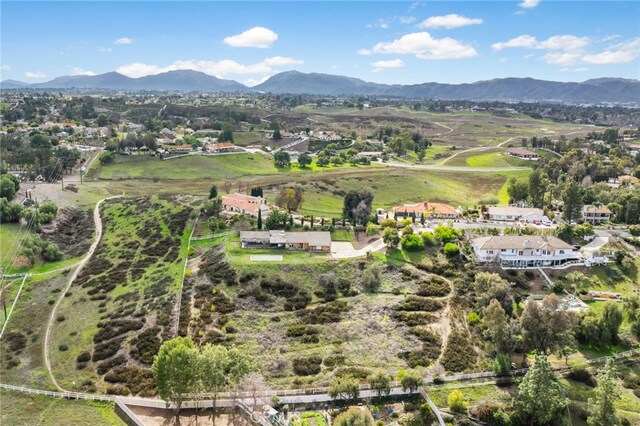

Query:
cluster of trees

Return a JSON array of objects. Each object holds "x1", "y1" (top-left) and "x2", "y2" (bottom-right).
[
  {"x1": 105, "y1": 132, "x2": 158, "y2": 153},
  {"x1": 1, "y1": 133, "x2": 82, "y2": 182},
  {"x1": 342, "y1": 190, "x2": 374, "y2": 225},
  {"x1": 381, "y1": 221, "x2": 460, "y2": 256},
  {"x1": 385, "y1": 132, "x2": 432, "y2": 161},
  {"x1": 275, "y1": 186, "x2": 305, "y2": 212},
  {"x1": 153, "y1": 337, "x2": 253, "y2": 414},
  {"x1": 0, "y1": 198, "x2": 58, "y2": 230}
]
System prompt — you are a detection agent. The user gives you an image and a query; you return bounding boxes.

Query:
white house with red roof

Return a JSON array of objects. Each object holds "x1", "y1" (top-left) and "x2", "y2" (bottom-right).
[{"x1": 222, "y1": 193, "x2": 270, "y2": 217}]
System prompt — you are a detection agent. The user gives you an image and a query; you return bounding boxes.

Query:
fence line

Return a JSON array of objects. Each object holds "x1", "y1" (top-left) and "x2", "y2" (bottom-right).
[
  {"x1": 114, "y1": 397, "x2": 145, "y2": 426},
  {"x1": 0, "y1": 274, "x2": 30, "y2": 339},
  {"x1": 191, "y1": 229, "x2": 238, "y2": 241}
]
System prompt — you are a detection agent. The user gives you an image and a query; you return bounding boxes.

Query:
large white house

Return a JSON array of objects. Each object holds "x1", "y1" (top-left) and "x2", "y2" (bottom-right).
[
  {"x1": 472, "y1": 235, "x2": 582, "y2": 269},
  {"x1": 486, "y1": 207, "x2": 546, "y2": 223}
]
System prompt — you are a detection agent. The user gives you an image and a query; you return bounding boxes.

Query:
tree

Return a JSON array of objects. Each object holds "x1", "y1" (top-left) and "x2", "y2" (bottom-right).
[
  {"x1": 209, "y1": 184, "x2": 218, "y2": 199},
  {"x1": 433, "y1": 225, "x2": 460, "y2": 243},
  {"x1": 387, "y1": 133, "x2": 415, "y2": 156},
  {"x1": 521, "y1": 295, "x2": 577, "y2": 356},
  {"x1": 587, "y1": 358, "x2": 620, "y2": 426},
  {"x1": 198, "y1": 344, "x2": 252, "y2": 424},
  {"x1": 275, "y1": 186, "x2": 305, "y2": 212},
  {"x1": 218, "y1": 124, "x2": 234, "y2": 142},
  {"x1": 265, "y1": 210, "x2": 288, "y2": 230},
  {"x1": 383, "y1": 227, "x2": 400, "y2": 248},
  {"x1": 250, "y1": 187, "x2": 263, "y2": 197},
  {"x1": 401, "y1": 233, "x2": 424, "y2": 251},
  {"x1": 367, "y1": 370, "x2": 391, "y2": 399},
  {"x1": 513, "y1": 354, "x2": 568, "y2": 425},
  {"x1": 397, "y1": 369, "x2": 423, "y2": 394},
  {"x1": 507, "y1": 177, "x2": 529, "y2": 202},
  {"x1": 623, "y1": 296, "x2": 640, "y2": 339},
  {"x1": 328, "y1": 375, "x2": 360, "y2": 401},
  {"x1": 362, "y1": 264, "x2": 382, "y2": 292},
  {"x1": 257, "y1": 208, "x2": 262, "y2": 230},
  {"x1": 297, "y1": 153, "x2": 312, "y2": 168},
  {"x1": 447, "y1": 390, "x2": 468, "y2": 413},
  {"x1": 274, "y1": 151, "x2": 291, "y2": 167},
  {"x1": 578, "y1": 302, "x2": 623, "y2": 348},
  {"x1": 482, "y1": 299, "x2": 519, "y2": 355},
  {"x1": 202, "y1": 197, "x2": 222, "y2": 218},
  {"x1": 318, "y1": 273, "x2": 338, "y2": 302},
  {"x1": 528, "y1": 169, "x2": 547, "y2": 208},
  {"x1": 99, "y1": 151, "x2": 115, "y2": 165},
  {"x1": 562, "y1": 181, "x2": 584, "y2": 222},
  {"x1": 475, "y1": 272, "x2": 514, "y2": 315},
  {"x1": 334, "y1": 407, "x2": 373, "y2": 426},
  {"x1": 443, "y1": 242, "x2": 459, "y2": 256},
  {"x1": 0, "y1": 175, "x2": 18, "y2": 201},
  {"x1": 0, "y1": 198, "x2": 23, "y2": 223},
  {"x1": 272, "y1": 129, "x2": 282, "y2": 140},
  {"x1": 365, "y1": 223, "x2": 380, "y2": 236},
  {"x1": 96, "y1": 113, "x2": 109, "y2": 127},
  {"x1": 343, "y1": 190, "x2": 374, "y2": 224},
  {"x1": 153, "y1": 337, "x2": 199, "y2": 414}
]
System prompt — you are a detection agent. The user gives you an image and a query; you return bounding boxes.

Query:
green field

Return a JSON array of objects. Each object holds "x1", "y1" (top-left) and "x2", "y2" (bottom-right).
[
  {"x1": 0, "y1": 223, "x2": 23, "y2": 268},
  {"x1": 233, "y1": 131, "x2": 264, "y2": 146},
  {"x1": 0, "y1": 390, "x2": 124, "y2": 426}
]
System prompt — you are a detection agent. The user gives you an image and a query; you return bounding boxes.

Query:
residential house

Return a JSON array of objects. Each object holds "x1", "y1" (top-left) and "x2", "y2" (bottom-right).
[
  {"x1": 167, "y1": 144, "x2": 192, "y2": 154},
  {"x1": 506, "y1": 148, "x2": 539, "y2": 160},
  {"x1": 240, "y1": 231, "x2": 331, "y2": 252},
  {"x1": 472, "y1": 235, "x2": 582, "y2": 269},
  {"x1": 393, "y1": 202, "x2": 458, "y2": 219},
  {"x1": 486, "y1": 206, "x2": 545, "y2": 223},
  {"x1": 222, "y1": 193, "x2": 270, "y2": 217},
  {"x1": 207, "y1": 143, "x2": 237, "y2": 153},
  {"x1": 582, "y1": 205, "x2": 612, "y2": 224}
]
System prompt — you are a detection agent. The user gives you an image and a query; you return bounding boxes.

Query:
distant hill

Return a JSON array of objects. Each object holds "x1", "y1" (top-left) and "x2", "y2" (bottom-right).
[
  {"x1": 255, "y1": 72, "x2": 640, "y2": 104},
  {"x1": 2, "y1": 69, "x2": 639, "y2": 104},
  {"x1": 3, "y1": 70, "x2": 249, "y2": 92}
]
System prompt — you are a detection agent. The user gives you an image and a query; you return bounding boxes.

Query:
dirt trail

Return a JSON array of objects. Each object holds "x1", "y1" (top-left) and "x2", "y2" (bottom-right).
[{"x1": 43, "y1": 195, "x2": 120, "y2": 392}]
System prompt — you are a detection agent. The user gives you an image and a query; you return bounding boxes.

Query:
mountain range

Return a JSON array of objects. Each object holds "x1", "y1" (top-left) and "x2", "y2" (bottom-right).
[{"x1": 2, "y1": 70, "x2": 639, "y2": 104}]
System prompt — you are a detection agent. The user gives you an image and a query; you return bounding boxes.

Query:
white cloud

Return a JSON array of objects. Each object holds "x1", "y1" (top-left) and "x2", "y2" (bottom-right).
[
  {"x1": 224, "y1": 27, "x2": 278, "y2": 48},
  {"x1": 99, "y1": 47, "x2": 112, "y2": 53},
  {"x1": 116, "y1": 56, "x2": 303, "y2": 79},
  {"x1": 371, "y1": 59, "x2": 404, "y2": 72},
  {"x1": 519, "y1": 0, "x2": 540, "y2": 9},
  {"x1": 25, "y1": 71, "x2": 47, "y2": 79},
  {"x1": 357, "y1": 48, "x2": 372, "y2": 56},
  {"x1": 492, "y1": 34, "x2": 588, "y2": 52},
  {"x1": 399, "y1": 16, "x2": 416, "y2": 24},
  {"x1": 492, "y1": 35, "x2": 538, "y2": 51},
  {"x1": 369, "y1": 32, "x2": 478, "y2": 59},
  {"x1": 602, "y1": 34, "x2": 622, "y2": 42},
  {"x1": 245, "y1": 75, "x2": 271, "y2": 87},
  {"x1": 582, "y1": 38, "x2": 640, "y2": 64},
  {"x1": 114, "y1": 37, "x2": 133, "y2": 45},
  {"x1": 71, "y1": 67, "x2": 97, "y2": 76},
  {"x1": 1, "y1": 64, "x2": 11, "y2": 71},
  {"x1": 418, "y1": 14, "x2": 483, "y2": 29},
  {"x1": 543, "y1": 52, "x2": 581, "y2": 65},
  {"x1": 560, "y1": 67, "x2": 589, "y2": 72},
  {"x1": 261, "y1": 56, "x2": 303, "y2": 66}
]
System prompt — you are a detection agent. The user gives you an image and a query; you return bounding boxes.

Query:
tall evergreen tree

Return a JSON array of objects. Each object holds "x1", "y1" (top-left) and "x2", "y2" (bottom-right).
[
  {"x1": 257, "y1": 208, "x2": 262, "y2": 230},
  {"x1": 587, "y1": 358, "x2": 620, "y2": 426},
  {"x1": 562, "y1": 181, "x2": 584, "y2": 222}
]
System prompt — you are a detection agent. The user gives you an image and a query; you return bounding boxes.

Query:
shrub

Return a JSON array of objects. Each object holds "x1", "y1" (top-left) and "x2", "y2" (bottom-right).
[
  {"x1": 443, "y1": 242, "x2": 459, "y2": 256},
  {"x1": 447, "y1": 390, "x2": 468, "y2": 413},
  {"x1": 58, "y1": 345, "x2": 69, "y2": 352},
  {"x1": 361, "y1": 264, "x2": 382, "y2": 292},
  {"x1": 421, "y1": 232, "x2": 437, "y2": 247},
  {"x1": 441, "y1": 332, "x2": 475, "y2": 372},
  {"x1": 292, "y1": 356, "x2": 322, "y2": 376},
  {"x1": 466, "y1": 311, "x2": 480, "y2": 326},
  {"x1": 401, "y1": 233, "x2": 425, "y2": 251},
  {"x1": 565, "y1": 368, "x2": 597, "y2": 387},
  {"x1": 76, "y1": 351, "x2": 91, "y2": 363}
]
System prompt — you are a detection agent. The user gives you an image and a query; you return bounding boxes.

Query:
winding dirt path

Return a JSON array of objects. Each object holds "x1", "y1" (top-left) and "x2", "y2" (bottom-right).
[{"x1": 43, "y1": 196, "x2": 120, "y2": 392}]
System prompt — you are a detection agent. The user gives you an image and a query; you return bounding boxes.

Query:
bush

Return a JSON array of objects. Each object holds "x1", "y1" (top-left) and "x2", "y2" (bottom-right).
[
  {"x1": 447, "y1": 390, "x2": 468, "y2": 413},
  {"x1": 443, "y1": 242, "x2": 459, "y2": 256},
  {"x1": 565, "y1": 368, "x2": 597, "y2": 387},
  {"x1": 292, "y1": 356, "x2": 322, "y2": 376},
  {"x1": 361, "y1": 265, "x2": 382, "y2": 292},
  {"x1": 466, "y1": 311, "x2": 480, "y2": 326},
  {"x1": 401, "y1": 233, "x2": 425, "y2": 251},
  {"x1": 58, "y1": 344, "x2": 69, "y2": 351}
]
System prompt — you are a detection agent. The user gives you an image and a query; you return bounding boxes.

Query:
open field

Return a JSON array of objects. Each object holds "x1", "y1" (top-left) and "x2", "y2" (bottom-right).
[
  {"x1": 288, "y1": 106, "x2": 599, "y2": 147},
  {"x1": 0, "y1": 390, "x2": 124, "y2": 426},
  {"x1": 233, "y1": 131, "x2": 265, "y2": 146},
  {"x1": 49, "y1": 196, "x2": 192, "y2": 393}
]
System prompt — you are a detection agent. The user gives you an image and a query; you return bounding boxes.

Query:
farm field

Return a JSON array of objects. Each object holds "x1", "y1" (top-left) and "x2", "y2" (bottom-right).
[
  {"x1": 0, "y1": 390, "x2": 124, "y2": 426},
  {"x1": 48, "y1": 196, "x2": 193, "y2": 393}
]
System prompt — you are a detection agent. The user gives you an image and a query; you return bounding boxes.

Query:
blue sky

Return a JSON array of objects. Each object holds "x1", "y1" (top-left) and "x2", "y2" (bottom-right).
[{"x1": 1, "y1": 1, "x2": 639, "y2": 86}]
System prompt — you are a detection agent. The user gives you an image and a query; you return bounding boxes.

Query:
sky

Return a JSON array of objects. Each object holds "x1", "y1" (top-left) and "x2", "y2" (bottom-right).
[{"x1": 1, "y1": 1, "x2": 639, "y2": 86}]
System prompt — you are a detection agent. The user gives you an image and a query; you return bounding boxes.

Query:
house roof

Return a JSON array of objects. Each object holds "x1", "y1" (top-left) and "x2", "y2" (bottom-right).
[
  {"x1": 473, "y1": 235, "x2": 574, "y2": 251},
  {"x1": 209, "y1": 143, "x2": 235, "y2": 150},
  {"x1": 392, "y1": 201, "x2": 457, "y2": 215},
  {"x1": 583, "y1": 205, "x2": 612, "y2": 214},
  {"x1": 239, "y1": 231, "x2": 331, "y2": 247},
  {"x1": 487, "y1": 206, "x2": 544, "y2": 217},
  {"x1": 222, "y1": 194, "x2": 268, "y2": 213}
]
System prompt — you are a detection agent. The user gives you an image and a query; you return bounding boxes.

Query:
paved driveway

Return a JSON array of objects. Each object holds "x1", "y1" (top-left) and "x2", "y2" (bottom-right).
[{"x1": 331, "y1": 239, "x2": 386, "y2": 259}]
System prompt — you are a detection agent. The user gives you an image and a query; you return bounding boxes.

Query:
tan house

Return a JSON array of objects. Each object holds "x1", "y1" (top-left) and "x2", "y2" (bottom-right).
[
  {"x1": 240, "y1": 231, "x2": 331, "y2": 252},
  {"x1": 582, "y1": 205, "x2": 612, "y2": 224},
  {"x1": 222, "y1": 193, "x2": 270, "y2": 217},
  {"x1": 472, "y1": 235, "x2": 582, "y2": 269},
  {"x1": 506, "y1": 148, "x2": 539, "y2": 160},
  {"x1": 393, "y1": 202, "x2": 458, "y2": 219}
]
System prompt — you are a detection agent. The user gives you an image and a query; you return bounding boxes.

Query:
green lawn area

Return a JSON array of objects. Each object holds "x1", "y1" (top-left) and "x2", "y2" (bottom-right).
[
  {"x1": 233, "y1": 131, "x2": 264, "y2": 146},
  {"x1": 0, "y1": 223, "x2": 22, "y2": 268},
  {"x1": 331, "y1": 230, "x2": 355, "y2": 242},
  {"x1": 295, "y1": 169, "x2": 530, "y2": 216},
  {"x1": 465, "y1": 151, "x2": 533, "y2": 168},
  {"x1": 427, "y1": 383, "x2": 512, "y2": 408},
  {"x1": 0, "y1": 390, "x2": 124, "y2": 426}
]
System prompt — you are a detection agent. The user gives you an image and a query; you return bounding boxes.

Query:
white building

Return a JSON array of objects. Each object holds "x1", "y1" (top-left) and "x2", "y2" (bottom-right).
[
  {"x1": 221, "y1": 193, "x2": 270, "y2": 217},
  {"x1": 582, "y1": 205, "x2": 612, "y2": 224},
  {"x1": 472, "y1": 235, "x2": 582, "y2": 269},
  {"x1": 486, "y1": 207, "x2": 545, "y2": 223}
]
